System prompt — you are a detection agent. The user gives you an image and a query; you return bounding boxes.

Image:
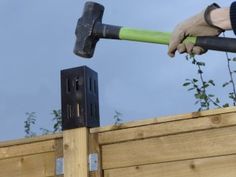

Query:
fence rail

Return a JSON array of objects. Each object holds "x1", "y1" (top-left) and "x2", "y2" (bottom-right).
[{"x1": 1, "y1": 106, "x2": 236, "y2": 177}]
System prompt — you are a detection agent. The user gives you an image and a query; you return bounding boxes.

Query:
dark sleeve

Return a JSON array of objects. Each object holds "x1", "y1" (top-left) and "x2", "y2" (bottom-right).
[{"x1": 230, "y1": 2, "x2": 236, "y2": 34}]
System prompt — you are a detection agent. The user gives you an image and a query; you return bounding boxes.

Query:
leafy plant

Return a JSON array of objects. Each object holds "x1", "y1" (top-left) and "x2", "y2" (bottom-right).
[
  {"x1": 24, "y1": 109, "x2": 123, "y2": 137},
  {"x1": 24, "y1": 110, "x2": 62, "y2": 137},
  {"x1": 24, "y1": 112, "x2": 37, "y2": 137},
  {"x1": 40, "y1": 128, "x2": 51, "y2": 135},
  {"x1": 222, "y1": 33, "x2": 236, "y2": 106},
  {"x1": 52, "y1": 109, "x2": 62, "y2": 133},
  {"x1": 222, "y1": 53, "x2": 236, "y2": 106},
  {"x1": 183, "y1": 55, "x2": 221, "y2": 111},
  {"x1": 113, "y1": 111, "x2": 123, "y2": 125}
]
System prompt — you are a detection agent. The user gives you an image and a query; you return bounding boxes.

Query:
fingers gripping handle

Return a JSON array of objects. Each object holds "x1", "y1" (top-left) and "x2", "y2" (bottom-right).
[{"x1": 196, "y1": 36, "x2": 236, "y2": 53}]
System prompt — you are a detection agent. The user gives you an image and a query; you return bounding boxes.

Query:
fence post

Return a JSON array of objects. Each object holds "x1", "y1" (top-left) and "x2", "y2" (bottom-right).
[
  {"x1": 63, "y1": 128, "x2": 89, "y2": 177},
  {"x1": 61, "y1": 66, "x2": 101, "y2": 177}
]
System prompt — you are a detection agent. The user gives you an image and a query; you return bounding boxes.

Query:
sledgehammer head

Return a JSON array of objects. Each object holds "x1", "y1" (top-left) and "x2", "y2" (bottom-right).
[{"x1": 74, "y1": 2, "x2": 104, "y2": 58}]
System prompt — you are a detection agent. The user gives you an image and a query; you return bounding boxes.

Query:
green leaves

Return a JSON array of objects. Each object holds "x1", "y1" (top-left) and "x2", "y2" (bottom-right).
[
  {"x1": 208, "y1": 80, "x2": 215, "y2": 86},
  {"x1": 183, "y1": 82, "x2": 191, "y2": 87},
  {"x1": 223, "y1": 103, "x2": 230, "y2": 108},
  {"x1": 194, "y1": 93, "x2": 207, "y2": 100},
  {"x1": 183, "y1": 51, "x2": 236, "y2": 110},
  {"x1": 24, "y1": 110, "x2": 62, "y2": 137},
  {"x1": 24, "y1": 112, "x2": 37, "y2": 138},
  {"x1": 196, "y1": 62, "x2": 205, "y2": 66},
  {"x1": 198, "y1": 69, "x2": 203, "y2": 74},
  {"x1": 222, "y1": 82, "x2": 230, "y2": 87},
  {"x1": 229, "y1": 92, "x2": 236, "y2": 100},
  {"x1": 223, "y1": 53, "x2": 236, "y2": 106},
  {"x1": 232, "y1": 57, "x2": 236, "y2": 62},
  {"x1": 202, "y1": 82, "x2": 209, "y2": 89},
  {"x1": 183, "y1": 55, "x2": 221, "y2": 111},
  {"x1": 52, "y1": 109, "x2": 62, "y2": 133},
  {"x1": 113, "y1": 111, "x2": 123, "y2": 125}
]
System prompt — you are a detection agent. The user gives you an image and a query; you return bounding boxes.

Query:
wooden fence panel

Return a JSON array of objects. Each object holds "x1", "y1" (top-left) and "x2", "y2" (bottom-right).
[
  {"x1": 0, "y1": 134, "x2": 62, "y2": 177},
  {"x1": 1, "y1": 107, "x2": 236, "y2": 177},
  {"x1": 102, "y1": 126, "x2": 236, "y2": 169},
  {"x1": 0, "y1": 152, "x2": 55, "y2": 177},
  {"x1": 104, "y1": 155, "x2": 236, "y2": 177}
]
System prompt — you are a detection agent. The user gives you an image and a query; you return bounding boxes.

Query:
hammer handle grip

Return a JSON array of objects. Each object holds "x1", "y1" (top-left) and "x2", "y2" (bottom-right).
[
  {"x1": 196, "y1": 36, "x2": 236, "y2": 53},
  {"x1": 119, "y1": 27, "x2": 236, "y2": 53}
]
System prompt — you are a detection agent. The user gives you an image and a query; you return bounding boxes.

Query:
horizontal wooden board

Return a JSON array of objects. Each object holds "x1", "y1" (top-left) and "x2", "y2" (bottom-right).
[
  {"x1": 98, "y1": 112, "x2": 236, "y2": 145},
  {"x1": 104, "y1": 154, "x2": 236, "y2": 177},
  {"x1": 91, "y1": 107, "x2": 236, "y2": 133},
  {"x1": 102, "y1": 126, "x2": 236, "y2": 169},
  {"x1": 0, "y1": 152, "x2": 55, "y2": 177},
  {"x1": 0, "y1": 140, "x2": 55, "y2": 160},
  {"x1": 0, "y1": 133, "x2": 62, "y2": 148}
]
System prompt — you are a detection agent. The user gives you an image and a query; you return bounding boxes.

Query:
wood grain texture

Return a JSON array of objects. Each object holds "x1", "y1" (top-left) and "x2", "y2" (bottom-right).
[
  {"x1": 0, "y1": 133, "x2": 62, "y2": 148},
  {"x1": 63, "y1": 128, "x2": 89, "y2": 177},
  {"x1": 104, "y1": 155, "x2": 236, "y2": 177},
  {"x1": 0, "y1": 152, "x2": 55, "y2": 177},
  {"x1": 102, "y1": 126, "x2": 236, "y2": 169},
  {"x1": 98, "y1": 112, "x2": 236, "y2": 145},
  {"x1": 91, "y1": 107, "x2": 236, "y2": 133},
  {"x1": 89, "y1": 133, "x2": 102, "y2": 177},
  {"x1": 0, "y1": 140, "x2": 55, "y2": 160},
  {"x1": 55, "y1": 138, "x2": 63, "y2": 158}
]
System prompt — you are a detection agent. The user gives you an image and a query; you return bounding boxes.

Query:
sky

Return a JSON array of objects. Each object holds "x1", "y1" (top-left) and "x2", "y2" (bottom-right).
[{"x1": 0, "y1": 0, "x2": 235, "y2": 141}]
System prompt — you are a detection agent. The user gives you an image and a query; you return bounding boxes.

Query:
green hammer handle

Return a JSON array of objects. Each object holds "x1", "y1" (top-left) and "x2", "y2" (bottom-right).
[{"x1": 119, "y1": 27, "x2": 236, "y2": 53}]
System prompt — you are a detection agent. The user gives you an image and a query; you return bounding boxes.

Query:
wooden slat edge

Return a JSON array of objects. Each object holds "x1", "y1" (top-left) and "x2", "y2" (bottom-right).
[
  {"x1": 104, "y1": 154, "x2": 236, "y2": 177},
  {"x1": 0, "y1": 132, "x2": 63, "y2": 148},
  {"x1": 0, "y1": 139, "x2": 56, "y2": 160},
  {"x1": 91, "y1": 106, "x2": 236, "y2": 133},
  {"x1": 98, "y1": 112, "x2": 236, "y2": 145}
]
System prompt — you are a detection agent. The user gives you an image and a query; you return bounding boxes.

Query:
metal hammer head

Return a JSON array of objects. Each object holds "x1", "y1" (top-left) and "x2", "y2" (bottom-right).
[{"x1": 74, "y1": 2, "x2": 104, "y2": 58}]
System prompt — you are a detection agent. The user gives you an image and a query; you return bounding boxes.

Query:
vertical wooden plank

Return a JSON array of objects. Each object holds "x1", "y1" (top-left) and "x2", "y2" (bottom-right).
[
  {"x1": 55, "y1": 138, "x2": 63, "y2": 158},
  {"x1": 63, "y1": 128, "x2": 89, "y2": 177},
  {"x1": 89, "y1": 133, "x2": 102, "y2": 177}
]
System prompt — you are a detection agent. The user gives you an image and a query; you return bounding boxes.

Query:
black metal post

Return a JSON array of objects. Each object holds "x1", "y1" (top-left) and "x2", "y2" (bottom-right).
[{"x1": 61, "y1": 66, "x2": 100, "y2": 130}]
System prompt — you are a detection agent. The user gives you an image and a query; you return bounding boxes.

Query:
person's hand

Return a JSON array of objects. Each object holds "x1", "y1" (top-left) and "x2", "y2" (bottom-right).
[{"x1": 168, "y1": 3, "x2": 224, "y2": 57}]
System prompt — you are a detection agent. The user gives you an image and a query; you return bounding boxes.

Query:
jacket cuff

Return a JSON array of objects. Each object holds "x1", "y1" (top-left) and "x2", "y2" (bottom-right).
[{"x1": 230, "y1": 2, "x2": 236, "y2": 35}]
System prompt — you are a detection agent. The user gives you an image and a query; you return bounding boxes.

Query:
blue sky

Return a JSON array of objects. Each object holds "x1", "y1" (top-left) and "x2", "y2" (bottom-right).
[{"x1": 0, "y1": 0, "x2": 235, "y2": 141}]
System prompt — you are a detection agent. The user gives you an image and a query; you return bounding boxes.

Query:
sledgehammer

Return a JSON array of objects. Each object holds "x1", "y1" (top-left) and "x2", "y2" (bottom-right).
[{"x1": 74, "y1": 1, "x2": 236, "y2": 58}]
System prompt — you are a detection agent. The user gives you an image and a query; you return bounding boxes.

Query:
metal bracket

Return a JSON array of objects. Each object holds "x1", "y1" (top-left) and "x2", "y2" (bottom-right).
[
  {"x1": 61, "y1": 66, "x2": 100, "y2": 130},
  {"x1": 89, "y1": 153, "x2": 98, "y2": 172},
  {"x1": 56, "y1": 157, "x2": 64, "y2": 175},
  {"x1": 56, "y1": 154, "x2": 98, "y2": 174}
]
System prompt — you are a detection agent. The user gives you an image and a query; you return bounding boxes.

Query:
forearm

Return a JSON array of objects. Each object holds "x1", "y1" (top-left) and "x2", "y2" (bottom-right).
[{"x1": 210, "y1": 8, "x2": 232, "y2": 30}]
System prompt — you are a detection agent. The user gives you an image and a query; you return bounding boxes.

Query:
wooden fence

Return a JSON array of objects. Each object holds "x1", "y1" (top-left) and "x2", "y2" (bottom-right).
[{"x1": 1, "y1": 106, "x2": 236, "y2": 177}]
